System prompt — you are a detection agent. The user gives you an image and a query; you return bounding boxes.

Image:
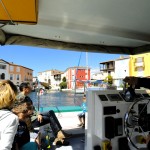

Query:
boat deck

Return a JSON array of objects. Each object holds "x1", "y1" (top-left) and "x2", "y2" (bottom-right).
[{"x1": 39, "y1": 112, "x2": 86, "y2": 150}]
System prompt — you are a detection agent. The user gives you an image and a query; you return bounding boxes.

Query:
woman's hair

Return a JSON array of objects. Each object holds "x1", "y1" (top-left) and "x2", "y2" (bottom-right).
[
  {"x1": 12, "y1": 96, "x2": 33, "y2": 115},
  {"x1": 19, "y1": 82, "x2": 30, "y2": 92},
  {"x1": 0, "y1": 80, "x2": 18, "y2": 109},
  {"x1": 15, "y1": 95, "x2": 33, "y2": 106},
  {"x1": 12, "y1": 96, "x2": 33, "y2": 113},
  {"x1": 12, "y1": 102, "x2": 28, "y2": 114}
]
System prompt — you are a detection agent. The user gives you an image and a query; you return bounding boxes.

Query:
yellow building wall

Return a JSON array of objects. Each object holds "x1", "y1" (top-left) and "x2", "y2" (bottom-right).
[{"x1": 130, "y1": 53, "x2": 150, "y2": 77}]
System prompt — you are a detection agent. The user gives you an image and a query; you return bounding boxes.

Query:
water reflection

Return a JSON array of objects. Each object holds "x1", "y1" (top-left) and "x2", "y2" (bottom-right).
[{"x1": 29, "y1": 91, "x2": 84, "y2": 108}]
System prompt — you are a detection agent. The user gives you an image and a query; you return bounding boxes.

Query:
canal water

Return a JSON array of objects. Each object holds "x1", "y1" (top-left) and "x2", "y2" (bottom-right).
[{"x1": 29, "y1": 91, "x2": 84, "y2": 108}]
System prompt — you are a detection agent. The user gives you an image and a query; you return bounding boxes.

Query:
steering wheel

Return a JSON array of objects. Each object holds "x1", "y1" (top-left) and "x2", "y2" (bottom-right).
[{"x1": 124, "y1": 89, "x2": 150, "y2": 149}]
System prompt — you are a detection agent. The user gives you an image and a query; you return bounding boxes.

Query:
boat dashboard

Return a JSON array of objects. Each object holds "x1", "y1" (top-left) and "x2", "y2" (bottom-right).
[{"x1": 86, "y1": 89, "x2": 150, "y2": 150}]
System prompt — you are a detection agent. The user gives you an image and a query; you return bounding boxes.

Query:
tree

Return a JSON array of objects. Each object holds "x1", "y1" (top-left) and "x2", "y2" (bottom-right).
[
  {"x1": 104, "y1": 75, "x2": 113, "y2": 85},
  {"x1": 104, "y1": 71, "x2": 113, "y2": 85},
  {"x1": 62, "y1": 77, "x2": 66, "y2": 82},
  {"x1": 59, "y1": 82, "x2": 67, "y2": 89},
  {"x1": 59, "y1": 77, "x2": 67, "y2": 89}
]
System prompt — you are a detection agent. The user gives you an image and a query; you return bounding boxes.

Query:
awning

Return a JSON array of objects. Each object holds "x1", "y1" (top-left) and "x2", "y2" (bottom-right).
[
  {"x1": 90, "y1": 80, "x2": 103, "y2": 84},
  {"x1": 0, "y1": 0, "x2": 38, "y2": 24}
]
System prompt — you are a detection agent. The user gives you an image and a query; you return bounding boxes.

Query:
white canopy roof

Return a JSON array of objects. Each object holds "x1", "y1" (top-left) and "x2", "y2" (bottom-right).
[{"x1": 0, "y1": 0, "x2": 150, "y2": 54}]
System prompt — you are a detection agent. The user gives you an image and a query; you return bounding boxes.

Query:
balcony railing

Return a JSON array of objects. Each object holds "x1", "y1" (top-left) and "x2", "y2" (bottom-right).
[{"x1": 100, "y1": 66, "x2": 115, "y2": 72}]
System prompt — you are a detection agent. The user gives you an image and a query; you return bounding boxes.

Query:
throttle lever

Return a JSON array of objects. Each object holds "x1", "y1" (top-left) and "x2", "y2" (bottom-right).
[{"x1": 122, "y1": 81, "x2": 136, "y2": 101}]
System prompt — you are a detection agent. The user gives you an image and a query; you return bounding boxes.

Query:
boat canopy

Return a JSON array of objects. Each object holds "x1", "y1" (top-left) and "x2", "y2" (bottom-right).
[
  {"x1": 0, "y1": 0, "x2": 37, "y2": 24},
  {"x1": 0, "y1": 0, "x2": 150, "y2": 55}
]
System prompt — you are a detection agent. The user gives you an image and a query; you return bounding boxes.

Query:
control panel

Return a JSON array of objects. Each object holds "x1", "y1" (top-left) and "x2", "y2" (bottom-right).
[{"x1": 86, "y1": 89, "x2": 150, "y2": 150}]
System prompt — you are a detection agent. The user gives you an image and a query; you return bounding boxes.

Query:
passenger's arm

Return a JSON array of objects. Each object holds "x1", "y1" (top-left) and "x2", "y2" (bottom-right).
[
  {"x1": 31, "y1": 106, "x2": 39, "y2": 121},
  {"x1": 124, "y1": 76, "x2": 150, "y2": 89},
  {"x1": 138, "y1": 78, "x2": 150, "y2": 89},
  {"x1": 0, "y1": 115, "x2": 18, "y2": 150},
  {"x1": 37, "y1": 114, "x2": 43, "y2": 123}
]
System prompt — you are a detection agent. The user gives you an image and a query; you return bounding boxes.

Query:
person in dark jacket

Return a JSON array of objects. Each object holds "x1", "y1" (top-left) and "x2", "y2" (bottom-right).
[
  {"x1": 11, "y1": 97, "x2": 40, "y2": 150},
  {"x1": 17, "y1": 82, "x2": 71, "y2": 146}
]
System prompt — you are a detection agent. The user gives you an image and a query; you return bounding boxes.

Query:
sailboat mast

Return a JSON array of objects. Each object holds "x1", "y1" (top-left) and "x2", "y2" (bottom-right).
[{"x1": 86, "y1": 52, "x2": 88, "y2": 88}]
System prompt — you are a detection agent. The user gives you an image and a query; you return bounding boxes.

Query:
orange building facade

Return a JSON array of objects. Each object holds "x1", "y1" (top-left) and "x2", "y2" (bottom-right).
[
  {"x1": 0, "y1": 59, "x2": 33, "y2": 85},
  {"x1": 64, "y1": 67, "x2": 90, "y2": 89},
  {"x1": 9, "y1": 63, "x2": 33, "y2": 85}
]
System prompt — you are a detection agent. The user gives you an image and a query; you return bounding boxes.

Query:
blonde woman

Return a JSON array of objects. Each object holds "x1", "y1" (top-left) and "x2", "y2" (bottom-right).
[{"x1": 0, "y1": 80, "x2": 19, "y2": 150}]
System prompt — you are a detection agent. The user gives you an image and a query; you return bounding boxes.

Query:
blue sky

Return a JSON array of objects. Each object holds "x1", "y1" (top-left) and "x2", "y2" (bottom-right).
[{"x1": 0, "y1": 45, "x2": 124, "y2": 76}]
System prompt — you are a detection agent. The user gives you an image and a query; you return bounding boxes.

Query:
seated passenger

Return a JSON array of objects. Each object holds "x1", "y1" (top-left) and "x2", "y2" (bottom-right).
[
  {"x1": 77, "y1": 95, "x2": 87, "y2": 128},
  {"x1": 17, "y1": 82, "x2": 71, "y2": 146},
  {"x1": 11, "y1": 97, "x2": 40, "y2": 150}
]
